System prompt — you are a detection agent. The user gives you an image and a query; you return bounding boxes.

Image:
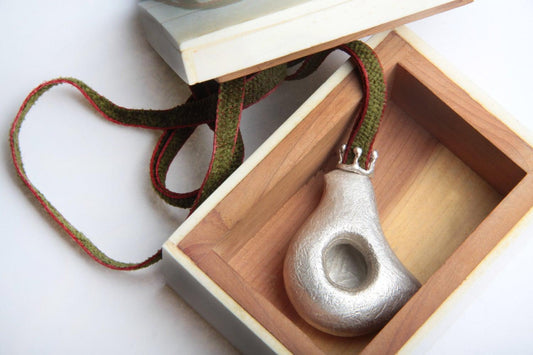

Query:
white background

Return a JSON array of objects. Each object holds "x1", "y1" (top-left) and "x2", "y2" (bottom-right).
[{"x1": 1, "y1": 1, "x2": 532, "y2": 354}]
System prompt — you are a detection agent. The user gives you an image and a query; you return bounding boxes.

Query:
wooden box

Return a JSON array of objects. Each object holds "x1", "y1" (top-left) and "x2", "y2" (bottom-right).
[{"x1": 162, "y1": 27, "x2": 533, "y2": 354}]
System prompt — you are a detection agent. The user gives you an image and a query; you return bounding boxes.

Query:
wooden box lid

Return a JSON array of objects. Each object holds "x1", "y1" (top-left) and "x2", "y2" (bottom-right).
[{"x1": 139, "y1": 0, "x2": 470, "y2": 84}]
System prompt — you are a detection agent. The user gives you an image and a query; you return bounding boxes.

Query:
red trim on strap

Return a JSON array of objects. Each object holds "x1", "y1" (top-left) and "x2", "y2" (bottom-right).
[
  {"x1": 232, "y1": 86, "x2": 246, "y2": 152},
  {"x1": 150, "y1": 130, "x2": 200, "y2": 200},
  {"x1": 339, "y1": 45, "x2": 371, "y2": 164},
  {"x1": 9, "y1": 79, "x2": 161, "y2": 270}
]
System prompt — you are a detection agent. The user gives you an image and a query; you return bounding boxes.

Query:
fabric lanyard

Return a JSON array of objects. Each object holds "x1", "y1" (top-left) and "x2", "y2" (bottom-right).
[{"x1": 9, "y1": 40, "x2": 386, "y2": 270}]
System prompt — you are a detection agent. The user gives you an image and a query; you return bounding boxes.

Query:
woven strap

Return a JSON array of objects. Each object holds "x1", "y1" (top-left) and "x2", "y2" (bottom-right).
[
  {"x1": 9, "y1": 41, "x2": 385, "y2": 270},
  {"x1": 340, "y1": 41, "x2": 386, "y2": 166}
]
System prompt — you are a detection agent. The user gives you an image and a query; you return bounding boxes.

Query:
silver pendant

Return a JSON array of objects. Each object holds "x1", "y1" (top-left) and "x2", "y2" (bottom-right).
[{"x1": 283, "y1": 146, "x2": 420, "y2": 337}]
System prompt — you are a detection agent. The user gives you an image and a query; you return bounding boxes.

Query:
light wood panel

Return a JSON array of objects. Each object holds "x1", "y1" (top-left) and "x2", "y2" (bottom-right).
[
  {"x1": 216, "y1": 0, "x2": 472, "y2": 83},
  {"x1": 381, "y1": 143, "x2": 502, "y2": 283},
  {"x1": 140, "y1": 0, "x2": 472, "y2": 84}
]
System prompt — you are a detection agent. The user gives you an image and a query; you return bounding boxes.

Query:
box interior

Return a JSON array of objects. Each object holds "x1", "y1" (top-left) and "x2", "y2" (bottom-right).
[{"x1": 175, "y1": 31, "x2": 527, "y2": 353}]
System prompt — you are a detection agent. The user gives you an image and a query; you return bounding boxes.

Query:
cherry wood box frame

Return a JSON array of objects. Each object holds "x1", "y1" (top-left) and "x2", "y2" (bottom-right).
[{"x1": 162, "y1": 27, "x2": 533, "y2": 354}]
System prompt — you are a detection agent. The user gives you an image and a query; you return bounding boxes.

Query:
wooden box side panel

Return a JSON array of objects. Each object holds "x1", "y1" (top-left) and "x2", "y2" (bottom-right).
[
  {"x1": 161, "y1": 245, "x2": 279, "y2": 355},
  {"x1": 392, "y1": 62, "x2": 526, "y2": 195}
]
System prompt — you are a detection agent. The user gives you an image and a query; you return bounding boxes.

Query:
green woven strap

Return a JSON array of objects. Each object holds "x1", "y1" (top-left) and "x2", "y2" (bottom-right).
[
  {"x1": 193, "y1": 78, "x2": 246, "y2": 208},
  {"x1": 150, "y1": 64, "x2": 287, "y2": 208},
  {"x1": 340, "y1": 41, "x2": 386, "y2": 167},
  {"x1": 9, "y1": 40, "x2": 385, "y2": 270},
  {"x1": 9, "y1": 79, "x2": 164, "y2": 270}
]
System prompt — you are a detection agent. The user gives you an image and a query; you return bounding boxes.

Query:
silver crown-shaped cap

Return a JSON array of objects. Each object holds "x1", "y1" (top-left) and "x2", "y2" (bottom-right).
[{"x1": 337, "y1": 145, "x2": 378, "y2": 176}]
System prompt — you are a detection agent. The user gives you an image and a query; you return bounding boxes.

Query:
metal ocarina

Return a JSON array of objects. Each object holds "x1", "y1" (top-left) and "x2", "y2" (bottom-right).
[{"x1": 283, "y1": 147, "x2": 420, "y2": 337}]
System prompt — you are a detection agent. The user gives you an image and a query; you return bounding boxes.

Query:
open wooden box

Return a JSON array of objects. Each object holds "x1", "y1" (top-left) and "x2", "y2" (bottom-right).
[{"x1": 162, "y1": 27, "x2": 533, "y2": 354}]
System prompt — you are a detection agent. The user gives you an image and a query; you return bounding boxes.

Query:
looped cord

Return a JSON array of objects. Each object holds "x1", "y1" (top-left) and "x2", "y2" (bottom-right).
[{"x1": 9, "y1": 40, "x2": 386, "y2": 270}]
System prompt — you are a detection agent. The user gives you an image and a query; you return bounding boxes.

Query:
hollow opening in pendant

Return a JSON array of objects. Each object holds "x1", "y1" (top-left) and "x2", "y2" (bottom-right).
[{"x1": 324, "y1": 242, "x2": 368, "y2": 290}]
